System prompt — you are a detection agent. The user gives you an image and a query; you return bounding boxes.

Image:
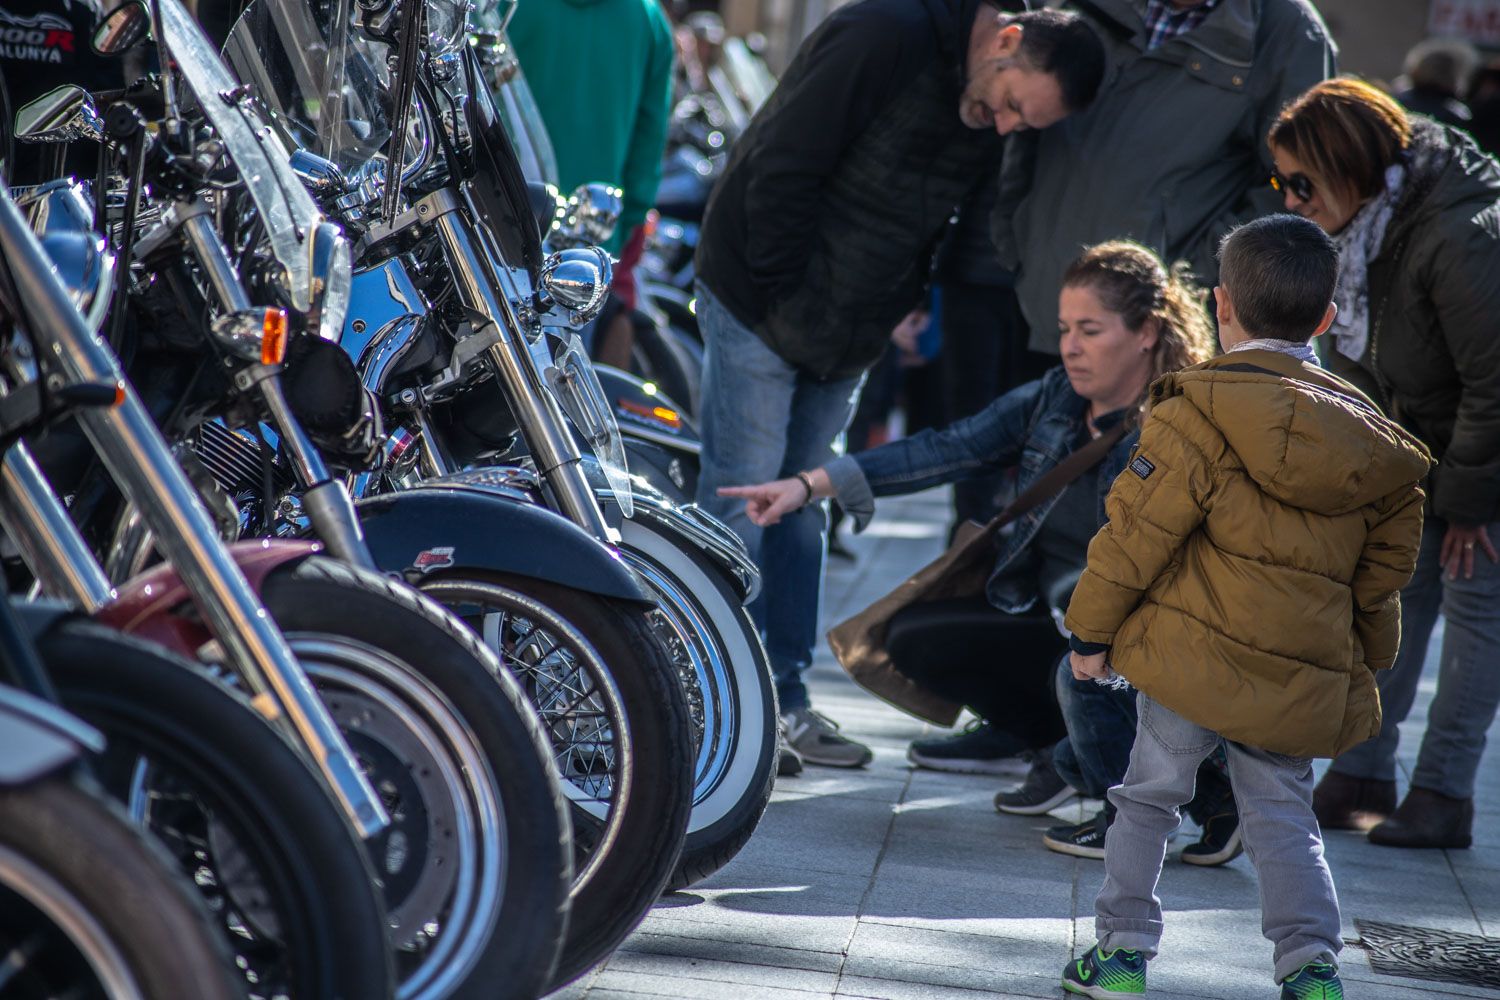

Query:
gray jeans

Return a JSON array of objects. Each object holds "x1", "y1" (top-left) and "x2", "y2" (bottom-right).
[
  {"x1": 1095, "y1": 696, "x2": 1342, "y2": 984},
  {"x1": 1331, "y1": 517, "x2": 1500, "y2": 798}
]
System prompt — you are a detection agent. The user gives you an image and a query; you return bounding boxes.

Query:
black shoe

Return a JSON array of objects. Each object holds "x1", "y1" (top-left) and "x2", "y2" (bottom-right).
[
  {"x1": 906, "y1": 720, "x2": 1027, "y2": 775},
  {"x1": 1180, "y1": 811, "x2": 1243, "y2": 866},
  {"x1": 1313, "y1": 771, "x2": 1396, "y2": 832},
  {"x1": 1043, "y1": 811, "x2": 1109, "y2": 860},
  {"x1": 1368, "y1": 786, "x2": 1473, "y2": 849},
  {"x1": 996, "y1": 753, "x2": 1078, "y2": 815}
]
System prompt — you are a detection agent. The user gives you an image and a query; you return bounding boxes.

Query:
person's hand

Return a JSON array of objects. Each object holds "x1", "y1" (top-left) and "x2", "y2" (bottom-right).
[
  {"x1": 1441, "y1": 522, "x2": 1498, "y2": 581},
  {"x1": 1070, "y1": 650, "x2": 1110, "y2": 682},
  {"x1": 717, "y1": 478, "x2": 809, "y2": 527},
  {"x1": 889, "y1": 309, "x2": 928, "y2": 355}
]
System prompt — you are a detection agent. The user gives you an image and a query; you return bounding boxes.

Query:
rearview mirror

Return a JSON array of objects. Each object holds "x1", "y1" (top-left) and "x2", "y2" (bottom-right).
[
  {"x1": 15, "y1": 87, "x2": 104, "y2": 144},
  {"x1": 92, "y1": 0, "x2": 151, "y2": 55}
]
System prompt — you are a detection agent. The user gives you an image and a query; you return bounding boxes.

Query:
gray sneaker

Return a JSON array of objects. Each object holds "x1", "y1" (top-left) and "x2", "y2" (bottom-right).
[
  {"x1": 781, "y1": 707, "x2": 873, "y2": 768},
  {"x1": 776, "y1": 726, "x2": 804, "y2": 777},
  {"x1": 995, "y1": 753, "x2": 1078, "y2": 815}
]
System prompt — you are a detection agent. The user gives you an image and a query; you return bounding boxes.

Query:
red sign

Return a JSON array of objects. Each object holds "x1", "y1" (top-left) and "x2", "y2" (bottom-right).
[{"x1": 1430, "y1": 0, "x2": 1500, "y2": 46}]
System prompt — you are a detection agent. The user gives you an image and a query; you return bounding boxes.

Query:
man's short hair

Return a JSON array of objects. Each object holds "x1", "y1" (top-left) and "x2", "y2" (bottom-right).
[
  {"x1": 1006, "y1": 9, "x2": 1106, "y2": 112},
  {"x1": 1218, "y1": 215, "x2": 1339, "y2": 342}
]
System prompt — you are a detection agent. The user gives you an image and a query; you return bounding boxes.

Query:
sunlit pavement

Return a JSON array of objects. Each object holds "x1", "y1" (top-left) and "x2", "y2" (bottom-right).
[{"x1": 551, "y1": 488, "x2": 1500, "y2": 1000}]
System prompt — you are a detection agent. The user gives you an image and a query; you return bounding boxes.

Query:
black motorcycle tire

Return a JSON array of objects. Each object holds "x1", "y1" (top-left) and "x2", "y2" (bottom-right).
[
  {"x1": 259, "y1": 556, "x2": 572, "y2": 1000},
  {"x1": 617, "y1": 519, "x2": 777, "y2": 891},
  {"x1": 417, "y1": 571, "x2": 693, "y2": 990},
  {"x1": 44, "y1": 620, "x2": 396, "y2": 1000},
  {"x1": 0, "y1": 771, "x2": 241, "y2": 1000}
]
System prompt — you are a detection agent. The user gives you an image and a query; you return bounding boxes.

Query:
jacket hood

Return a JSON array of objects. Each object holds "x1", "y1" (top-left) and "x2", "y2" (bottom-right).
[
  {"x1": 1387, "y1": 118, "x2": 1500, "y2": 246},
  {"x1": 925, "y1": 0, "x2": 1017, "y2": 75},
  {"x1": 1154, "y1": 353, "x2": 1432, "y2": 516}
]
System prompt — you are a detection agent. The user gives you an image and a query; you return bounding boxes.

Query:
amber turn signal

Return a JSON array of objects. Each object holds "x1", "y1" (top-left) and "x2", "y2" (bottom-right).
[{"x1": 261, "y1": 308, "x2": 288, "y2": 366}]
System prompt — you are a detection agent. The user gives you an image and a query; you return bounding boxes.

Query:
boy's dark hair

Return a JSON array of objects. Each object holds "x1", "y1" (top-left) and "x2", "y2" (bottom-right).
[
  {"x1": 1218, "y1": 215, "x2": 1340, "y2": 341},
  {"x1": 1005, "y1": 9, "x2": 1106, "y2": 112}
]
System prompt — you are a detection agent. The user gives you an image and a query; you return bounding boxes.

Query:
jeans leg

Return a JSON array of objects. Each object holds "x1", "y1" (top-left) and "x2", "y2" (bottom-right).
[
  {"x1": 1410, "y1": 518, "x2": 1500, "y2": 799},
  {"x1": 1331, "y1": 520, "x2": 1445, "y2": 782},
  {"x1": 1054, "y1": 656, "x2": 1139, "y2": 799},
  {"x1": 1095, "y1": 696, "x2": 1218, "y2": 959},
  {"x1": 692, "y1": 285, "x2": 804, "y2": 704},
  {"x1": 757, "y1": 368, "x2": 865, "y2": 711},
  {"x1": 1222, "y1": 742, "x2": 1342, "y2": 982}
]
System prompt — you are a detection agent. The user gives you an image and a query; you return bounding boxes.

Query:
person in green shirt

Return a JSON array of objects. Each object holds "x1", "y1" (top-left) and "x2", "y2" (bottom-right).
[{"x1": 508, "y1": 0, "x2": 675, "y2": 367}]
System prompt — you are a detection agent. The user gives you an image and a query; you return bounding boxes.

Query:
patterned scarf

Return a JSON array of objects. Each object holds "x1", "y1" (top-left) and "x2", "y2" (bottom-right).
[{"x1": 1329, "y1": 164, "x2": 1406, "y2": 363}]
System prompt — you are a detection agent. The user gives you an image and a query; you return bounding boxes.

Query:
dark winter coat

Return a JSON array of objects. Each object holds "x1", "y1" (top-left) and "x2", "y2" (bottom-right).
[
  {"x1": 1325, "y1": 120, "x2": 1500, "y2": 526},
  {"x1": 694, "y1": 0, "x2": 1008, "y2": 380},
  {"x1": 993, "y1": 0, "x2": 1334, "y2": 352}
]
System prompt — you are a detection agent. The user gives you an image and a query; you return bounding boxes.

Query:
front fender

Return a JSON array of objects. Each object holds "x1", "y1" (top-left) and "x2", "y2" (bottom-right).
[
  {"x1": 0, "y1": 686, "x2": 104, "y2": 785},
  {"x1": 578, "y1": 457, "x2": 759, "y2": 603},
  {"x1": 94, "y1": 539, "x2": 324, "y2": 656},
  {"x1": 355, "y1": 485, "x2": 653, "y2": 605}
]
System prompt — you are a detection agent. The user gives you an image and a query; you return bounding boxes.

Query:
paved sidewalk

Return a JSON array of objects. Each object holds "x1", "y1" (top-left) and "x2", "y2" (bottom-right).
[{"x1": 553, "y1": 488, "x2": 1500, "y2": 1000}]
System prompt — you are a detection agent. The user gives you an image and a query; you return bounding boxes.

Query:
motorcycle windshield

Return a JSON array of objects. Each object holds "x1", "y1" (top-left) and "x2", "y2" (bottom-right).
[
  {"x1": 538, "y1": 332, "x2": 634, "y2": 519},
  {"x1": 158, "y1": 0, "x2": 323, "y2": 311},
  {"x1": 222, "y1": 0, "x2": 392, "y2": 182}
]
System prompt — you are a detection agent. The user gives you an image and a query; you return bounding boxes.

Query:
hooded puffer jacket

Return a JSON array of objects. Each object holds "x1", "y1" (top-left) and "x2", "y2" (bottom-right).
[{"x1": 1064, "y1": 350, "x2": 1432, "y2": 758}]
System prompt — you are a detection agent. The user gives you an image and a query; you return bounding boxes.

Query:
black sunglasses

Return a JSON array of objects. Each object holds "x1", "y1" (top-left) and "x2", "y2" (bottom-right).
[{"x1": 1269, "y1": 169, "x2": 1315, "y2": 203}]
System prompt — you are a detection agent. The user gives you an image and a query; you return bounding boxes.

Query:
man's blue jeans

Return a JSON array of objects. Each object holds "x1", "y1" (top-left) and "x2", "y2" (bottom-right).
[
  {"x1": 1330, "y1": 518, "x2": 1500, "y2": 799},
  {"x1": 1053, "y1": 655, "x2": 1139, "y2": 801},
  {"x1": 693, "y1": 285, "x2": 866, "y2": 712}
]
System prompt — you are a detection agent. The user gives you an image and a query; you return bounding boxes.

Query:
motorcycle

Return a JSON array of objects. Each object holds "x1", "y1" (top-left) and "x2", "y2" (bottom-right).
[
  {"x1": 0, "y1": 170, "x2": 398, "y2": 997},
  {"x1": 0, "y1": 596, "x2": 240, "y2": 1000},
  {"x1": 222, "y1": 0, "x2": 697, "y2": 983},
  {"x1": 466, "y1": 11, "x2": 778, "y2": 893},
  {"x1": 8, "y1": 3, "x2": 577, "y2": 995}
]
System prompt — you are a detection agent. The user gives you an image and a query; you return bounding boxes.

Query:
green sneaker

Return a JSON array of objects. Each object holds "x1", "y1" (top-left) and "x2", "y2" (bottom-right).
[
  {"x1": 1062, "y1": 945, "x2": 1146, "y2": 998},
  {"x1": 1280, "y1": 962, "x2": 1343, "y2": 1000}
]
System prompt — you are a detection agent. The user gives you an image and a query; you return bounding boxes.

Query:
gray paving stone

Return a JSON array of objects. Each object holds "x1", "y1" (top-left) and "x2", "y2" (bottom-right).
[
  {"x1": 589, "y1": 968, "x2": 830, "y2": 998},
  {"x1": 607, "y1": 949, "x2": 842, "y2": 993}
]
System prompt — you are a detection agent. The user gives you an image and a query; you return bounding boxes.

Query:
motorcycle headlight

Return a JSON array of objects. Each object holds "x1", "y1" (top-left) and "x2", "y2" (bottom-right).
[{"x1": 309, "y1": 222, "x2": 353, "y2": 343}]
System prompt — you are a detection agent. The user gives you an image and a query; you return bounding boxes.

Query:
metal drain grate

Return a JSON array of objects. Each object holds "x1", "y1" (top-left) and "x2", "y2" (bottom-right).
[{"x1": 1355, "y1": 919, "x2": 1500, "y2": 989}]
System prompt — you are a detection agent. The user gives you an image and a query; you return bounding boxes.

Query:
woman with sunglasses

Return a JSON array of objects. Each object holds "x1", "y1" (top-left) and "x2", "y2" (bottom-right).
[{"x1": 1267, "y1": 77, "x2": 1500, "y2": 850}]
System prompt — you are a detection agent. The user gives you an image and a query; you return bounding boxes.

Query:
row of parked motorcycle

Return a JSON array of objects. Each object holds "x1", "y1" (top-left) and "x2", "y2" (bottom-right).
[{"x1": 0, "y1": 0, "x2": 780, "y2": 997}]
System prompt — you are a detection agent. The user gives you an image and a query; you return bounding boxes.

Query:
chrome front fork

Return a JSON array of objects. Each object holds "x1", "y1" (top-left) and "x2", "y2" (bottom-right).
[
  {"x1": 425, "y1": 188, "x2": 614, "y2": 541},
  {"x1": 0, "y1": 191, "x2": 389, "y2": 838}
]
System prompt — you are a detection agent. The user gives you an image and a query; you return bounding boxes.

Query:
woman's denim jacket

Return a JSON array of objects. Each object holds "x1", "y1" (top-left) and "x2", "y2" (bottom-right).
[{"x1": 825, "y1": 367, "x2": 1138, "y2": 614}]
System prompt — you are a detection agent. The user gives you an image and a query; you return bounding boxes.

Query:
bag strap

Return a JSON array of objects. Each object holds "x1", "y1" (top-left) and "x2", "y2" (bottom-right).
[{"x1": 991, "y1": 418, "x2": 1132, "y2": 530}]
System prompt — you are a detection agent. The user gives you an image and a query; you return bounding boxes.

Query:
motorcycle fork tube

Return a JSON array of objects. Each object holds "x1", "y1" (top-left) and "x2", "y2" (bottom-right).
[
  {"x1": 259, "y1": 378, "x2": 377, "y2": 571},
  {"x1": 0, "y1": 443, "x2": 115, "y2": 611},
  {"x1": 182, "y1": 207, "x2": 379, "y2": 573},
  {"x1": 429, "y1": 196, "x2": 612, "y2": 540},
  {"x1": 0, "y1": 195, "x2": 390, "y2": 838}
]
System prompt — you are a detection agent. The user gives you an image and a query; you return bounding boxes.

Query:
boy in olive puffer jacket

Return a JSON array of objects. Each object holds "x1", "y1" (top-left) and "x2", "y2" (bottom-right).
[{"x1": 1057, "y1": 216, "x2": 1431, "y2": 1000}]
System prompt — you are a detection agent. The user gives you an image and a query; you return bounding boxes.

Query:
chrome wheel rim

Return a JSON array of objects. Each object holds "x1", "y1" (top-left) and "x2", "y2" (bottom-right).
[
  {"x1": 419, "y1": 578, "x2": 630, "y2": 897},
  {"x1": 288, "y1": 634, "x2": 506, "y2": 1000},
  {"x1": 623, "y1": 551, "x2": 735, "y2": 805}
]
